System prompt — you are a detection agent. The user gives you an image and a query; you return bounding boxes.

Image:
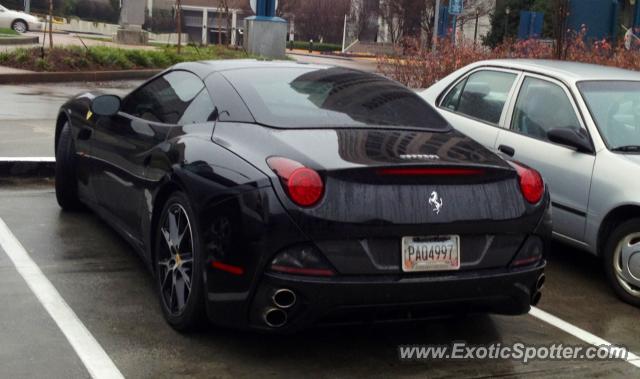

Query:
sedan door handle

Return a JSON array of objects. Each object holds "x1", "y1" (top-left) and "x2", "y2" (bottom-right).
[{"x1": 498, "y1": 145, "x2": 515, "y2": 157}]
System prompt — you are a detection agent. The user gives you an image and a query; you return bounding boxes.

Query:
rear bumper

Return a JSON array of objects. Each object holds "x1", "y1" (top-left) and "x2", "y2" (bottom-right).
[{"x1": 237, "y1": 262, "x2": 545, "y2": 332}]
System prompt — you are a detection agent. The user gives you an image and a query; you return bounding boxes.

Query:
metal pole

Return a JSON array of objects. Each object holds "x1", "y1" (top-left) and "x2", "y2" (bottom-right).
[
  {"x1": 474, "y1": 9, "x2": 479, "y2": 47},
  {"x1": 342, "y1": 14, "x2": 347, "y2": 53},
  {"x1": 432, "y1": 0, "x2": 440, "y2": 53},
  {"x1": 24, "y1": 0, "x2": 30, "y2": 13},
  {"x1": 176, "y1": 0, "x2": 182, "y2": 53},
  {"x1": 451, "y1": 15, "x2": 456, "y2": 45},
  {"x1": 48, "y1": 0, "x2": 53, "y2": 49},
  {"x1": 503, "y1": 11, "x2": 508, "y2": 41}
]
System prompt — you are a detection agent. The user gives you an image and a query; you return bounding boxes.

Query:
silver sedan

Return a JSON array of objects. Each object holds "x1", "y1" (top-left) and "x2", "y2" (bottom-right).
[
  {"x1": 421, "y1": 59, "x2": 640, "y2": 306},
  {"x1": 0, "y1": 4, "x2": 43, "y2": 33}
]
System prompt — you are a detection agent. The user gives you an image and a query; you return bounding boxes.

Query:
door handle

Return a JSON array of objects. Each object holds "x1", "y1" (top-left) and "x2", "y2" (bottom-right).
[
  {"x1": 498, "y1": 144, "x2": 515, "y2": 157},
  {"x1": 78, "y1": 128, "x2": 92, "y2": 140}
]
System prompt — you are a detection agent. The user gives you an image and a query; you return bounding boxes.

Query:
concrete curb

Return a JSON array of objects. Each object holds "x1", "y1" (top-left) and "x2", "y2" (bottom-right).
[
  {"x1": 0, "y1": 36, "x2": 39, "y2": 45},
  {"x1": 287, "y1": 52, "x2": 353, "y2": 61},
  {"x1": 0, "y1": 69, "x2": 161, "y2": 84},
  {"x1": 0, "y1": 158, "x2": 55, "y2": 178}
]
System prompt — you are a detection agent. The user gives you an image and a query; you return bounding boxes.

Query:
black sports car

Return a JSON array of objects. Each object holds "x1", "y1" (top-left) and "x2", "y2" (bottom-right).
[{"x1": 54, "y1": 60, "x2": 551, "y2": 332}]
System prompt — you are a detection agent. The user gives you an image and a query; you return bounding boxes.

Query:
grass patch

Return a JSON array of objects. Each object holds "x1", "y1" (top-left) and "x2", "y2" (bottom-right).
[
  {"x1": 0, "y1": 45, "x2": 257, "y2": 72},
  {"x1": 0, "y1": 28, "x2": 20, "y2": 37}
]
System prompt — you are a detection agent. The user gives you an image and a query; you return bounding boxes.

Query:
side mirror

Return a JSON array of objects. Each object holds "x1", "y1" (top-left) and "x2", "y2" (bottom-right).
[
  {"x1": 547, "y1": 127, "x2": 593, "y2": 154},
  {"x1": 91, "y1": 95, "x2": 121, "y2": 117}
]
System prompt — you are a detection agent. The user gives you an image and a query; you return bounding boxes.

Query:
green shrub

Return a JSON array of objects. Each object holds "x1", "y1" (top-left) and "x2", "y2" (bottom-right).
[
  {"x1": 125, "y1": 50, "x2": 153, "y2": 68},
  {"x1": 35, "y1": 58, "x2": 52, "y2": 71},
  {"x1": 0, "y1": 44, "x2": 255, "y2": 72},
  {"x1": 13, "y1": 49, "x2": 30, "y2": 64}
]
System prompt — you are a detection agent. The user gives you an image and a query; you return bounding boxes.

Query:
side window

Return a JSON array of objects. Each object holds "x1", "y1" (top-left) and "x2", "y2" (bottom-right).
[
  {"x1": 447, "y1": 70, "x2": 517, "y2": 125},
  {"x1": 441, "y1": 78, "x2": 466, "y2": 111},
  {"x1": 121, "y1": 71, "x2": 204, "y2": 124},
  {"x1": 511, "y1": 77, "x2": 582, "y2": 141},
  {"x1": 179, "y1": 90, "x2": 216, "y2": 124}
]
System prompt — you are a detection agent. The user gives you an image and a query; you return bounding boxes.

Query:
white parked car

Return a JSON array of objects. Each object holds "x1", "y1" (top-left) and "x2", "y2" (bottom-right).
[
  {"x1": 0, "y1": 4, "x2": 42, "y2": 33},
  {"x1": 421, "y1": 59, "x2": 640, "y2": 307}
]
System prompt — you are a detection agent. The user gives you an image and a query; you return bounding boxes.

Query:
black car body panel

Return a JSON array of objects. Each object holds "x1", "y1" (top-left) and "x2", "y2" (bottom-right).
[{"x1": 55, "y1": 60, "x2": 551, "y2": 332}]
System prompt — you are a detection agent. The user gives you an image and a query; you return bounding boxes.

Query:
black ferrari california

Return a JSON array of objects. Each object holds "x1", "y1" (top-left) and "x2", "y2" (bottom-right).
[{"x1": 54, "y1": 60, "x2": 551, "y2": 332}]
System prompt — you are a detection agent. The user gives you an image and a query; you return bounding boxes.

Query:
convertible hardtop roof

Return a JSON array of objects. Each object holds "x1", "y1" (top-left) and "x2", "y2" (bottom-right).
[{"x1": 171, "y1": 59, "x2": 334, "y2": 80}]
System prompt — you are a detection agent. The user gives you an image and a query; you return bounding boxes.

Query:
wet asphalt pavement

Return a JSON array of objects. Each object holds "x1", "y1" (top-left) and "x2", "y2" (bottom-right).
[
  {"x1": 0, "y1": 81, "x2": 141, "y2": 157},
  {"x1": 0, "y1": 182, "x2": 639, "y2": 378},
  {"x1": 1, "y1": 62, "x2": 639, "y2": 378}
]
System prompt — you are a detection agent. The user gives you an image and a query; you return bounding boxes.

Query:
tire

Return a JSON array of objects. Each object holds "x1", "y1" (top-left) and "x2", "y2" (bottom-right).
[
  {"x1": 603, "y1": 218, "x2": 640, "y2": 307},
  {"x1": 11, "y1": 20, "x2": 28, "y2": 33},
  {"x1": 154, "y1": 192, "x2": 206, "y2": 331},
  {"x1": 55, "y1": 122, "x2": 83, "y2": 211}
]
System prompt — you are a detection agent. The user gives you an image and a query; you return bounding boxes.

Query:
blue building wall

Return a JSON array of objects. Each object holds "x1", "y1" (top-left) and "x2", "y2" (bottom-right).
[
  {"x1": 568, "y1": 0, "x2": 618, "y2": 39},
  {"x1": 568, "y1": 0, "x2": 639, "y2": 40}
]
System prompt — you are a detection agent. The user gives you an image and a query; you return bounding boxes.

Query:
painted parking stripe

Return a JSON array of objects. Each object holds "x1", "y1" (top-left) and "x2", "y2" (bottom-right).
[
  {"x1": 0, "y1": 217, "x2": 124, "y2": 379},
  {"x1": 0, "y1": 157, "x2": 55, "y2": 162},
  {"x1": 530, "y1": 306, "x2": 640, "y2": 368}
]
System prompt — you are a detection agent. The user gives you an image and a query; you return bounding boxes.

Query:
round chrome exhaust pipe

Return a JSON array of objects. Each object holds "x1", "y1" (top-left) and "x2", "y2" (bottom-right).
[
  {"x1": 272, "y1": 288, "x2": 297, "y2": 309},
  {"x1": 263, "y1": 307, "x2": 288, "y2": 328}
]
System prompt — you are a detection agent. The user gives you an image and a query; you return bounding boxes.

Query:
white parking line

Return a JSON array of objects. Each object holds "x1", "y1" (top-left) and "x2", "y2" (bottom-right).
[
  {"x1": 530, "y1": 306, "x2": 640, "y2": 368},
  {"x1": 0, "y1": 157, "x2": 55, "y2": 162},
  {"x1": 0, "y1": 218, "x2": 124, "y2": 379}
]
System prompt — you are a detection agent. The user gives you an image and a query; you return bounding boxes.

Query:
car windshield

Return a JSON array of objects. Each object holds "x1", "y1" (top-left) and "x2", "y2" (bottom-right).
[
  {"x1": 578, "y1": 80, "x2": 640, "y2": 151},
  {"x1": 222, "y1": 67, "x2": 450, "y2": 131}
]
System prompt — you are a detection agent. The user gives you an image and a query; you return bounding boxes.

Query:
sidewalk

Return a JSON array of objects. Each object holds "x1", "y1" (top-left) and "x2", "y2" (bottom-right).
[{"x1": 0, "y1": 66, "x2": 33, "y2": 74}]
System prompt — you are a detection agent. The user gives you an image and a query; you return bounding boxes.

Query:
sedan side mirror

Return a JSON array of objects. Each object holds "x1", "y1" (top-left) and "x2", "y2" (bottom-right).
[
  {"x1": 547, "y1": 127, "x2": 593, "y2": 154},
  {"x1": 91, "y1": 95, "x2": 121, "y2": 117}
]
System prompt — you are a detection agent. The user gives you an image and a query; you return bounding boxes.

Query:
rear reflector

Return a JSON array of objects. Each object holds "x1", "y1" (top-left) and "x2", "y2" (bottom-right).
[
  {"x1": 212, "y1": 261, "x2": 244, "y2": 275},
  {"x1": 376, "y1": 167, "x2": 485, "y2": 176},
  {"x1": 269, "y1": 245, "x2": 336, "y2": 277}
]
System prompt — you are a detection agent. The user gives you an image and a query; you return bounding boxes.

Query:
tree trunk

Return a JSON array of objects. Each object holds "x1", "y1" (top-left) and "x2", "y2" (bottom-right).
[
  {"x1": 48, "y1": 0, "x2": 53, "y2": 49},
  {"x1": 176, "y1": 0, "x2": 182, "y2": 54}
]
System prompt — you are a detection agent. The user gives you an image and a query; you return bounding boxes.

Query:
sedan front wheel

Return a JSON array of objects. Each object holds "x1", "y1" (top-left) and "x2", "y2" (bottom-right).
[
  {"x1": 604, "y1": 219, "x2": 640, "y2": 307},
  {"x1": 12, "y1": 20, "x2": 28, "y2": 33}
]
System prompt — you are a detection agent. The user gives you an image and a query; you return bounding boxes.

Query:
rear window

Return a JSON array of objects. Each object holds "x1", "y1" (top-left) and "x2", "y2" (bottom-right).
[{"x1": 222, "y1": 67, "x2": 450, "y2": 131}]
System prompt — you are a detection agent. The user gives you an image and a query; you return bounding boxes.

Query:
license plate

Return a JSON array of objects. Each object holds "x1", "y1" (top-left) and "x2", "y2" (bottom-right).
[{"x1": 401, "y1": 235, "x2": 460, "y2": 272}]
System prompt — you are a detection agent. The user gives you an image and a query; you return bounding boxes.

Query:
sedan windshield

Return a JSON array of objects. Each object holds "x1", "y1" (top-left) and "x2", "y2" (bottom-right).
[
  {"x1": 578, "y1": 81, "x2": 640, "y2": 151},
  {"x1": 222, "y1": 67, "x2": 450, "y2": 131}
]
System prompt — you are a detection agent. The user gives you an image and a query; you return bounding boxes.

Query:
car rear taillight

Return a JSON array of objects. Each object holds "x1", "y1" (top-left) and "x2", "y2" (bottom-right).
[
  {"x1": 266, "y1": 157, "x2": 324, "y2": 207},
  {"x1": 510, "y1": 162, "x2": 544, "y2": 204}
]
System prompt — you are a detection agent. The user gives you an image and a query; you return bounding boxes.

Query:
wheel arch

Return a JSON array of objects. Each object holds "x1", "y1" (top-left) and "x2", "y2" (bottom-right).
[
  {"x1": 597, "y1": 204, "x2": 640, "y2": 255},
  {"x1": 149, "y1": 179, "x2": 185, "y2": 272},
  {"x1": 148, "y1": 171, "x2": 257, "y2": 275},
  {"x1": 54, "y1": 111, "x2": 70, "y2": 153}
]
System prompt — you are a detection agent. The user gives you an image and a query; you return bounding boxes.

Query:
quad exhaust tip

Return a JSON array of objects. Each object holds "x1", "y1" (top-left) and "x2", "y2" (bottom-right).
[
  {"x1": 272, "y1": 288, "x2": 297, "y2": 309},
  {"x1": 263, "y1": 307, "x2": 288, "y2": 328}
]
